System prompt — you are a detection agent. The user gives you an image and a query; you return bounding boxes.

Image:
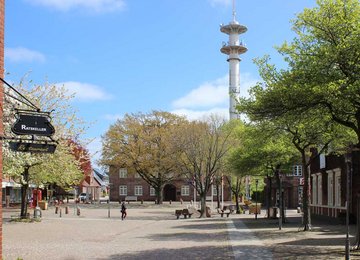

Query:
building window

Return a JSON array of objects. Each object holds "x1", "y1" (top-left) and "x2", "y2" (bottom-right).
[
  {"x1": 293, "y1": 165, "x2": 303, "y2": 176},
  {"x1": 212, "y1": 185, "x2": 217, "y2": 196},
  {"x1": 317, "y1": 174, "x2": 322, "y2": 205},
  {"x1": 135, "y1": 185, "x2": 143, "y2": 196},
  {"x1": 119, "y1": 185, "x2": 127, "y2": 196},
  {"x1": 320, "y1": 154, "x2": 326, "y2": 169},
  {"x1": 335, "y1": 170, "x2": 341, "y2": 207},
  {"x1": 328, "y1": 171, "x2": 333, "y2": 206},
  {"x1": 150, "y1": 186, "x2": 155, "y2": 196},
  {"x1": 181, "y1": 185, "x2": 190, "y2": 196},
  {"x1": 119, "y1": 168, "x2": 127, "y2": 178}
]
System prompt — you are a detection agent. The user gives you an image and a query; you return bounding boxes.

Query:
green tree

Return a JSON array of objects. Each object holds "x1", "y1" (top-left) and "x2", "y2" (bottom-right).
[
  {"x1": 226, "y1": 121, "x2": 298, "y2": 219},
  {"x1": 238, "y1": 0, "x2": 360, "y2": 230},
  {"x1": 240, "y1": 85, "x2": 352, "y2": 230},
  {"x1": 100, "y1": 111, "x2": 186, "y2": 204},
  {"x1": 3, "y1": 81, "x2": 86, "y2": 218},
  {"x1": 243, "y1": 0, "x2": 360, "y2": 145},
  {"x1": 175, "y1": 116, "x2": 233, "y2": 218}
]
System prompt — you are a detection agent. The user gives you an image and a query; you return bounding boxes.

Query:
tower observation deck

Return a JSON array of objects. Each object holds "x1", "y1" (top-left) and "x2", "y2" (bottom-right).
[{"x1": 220, "y1": 0, "x2": 247, "y2": 120}]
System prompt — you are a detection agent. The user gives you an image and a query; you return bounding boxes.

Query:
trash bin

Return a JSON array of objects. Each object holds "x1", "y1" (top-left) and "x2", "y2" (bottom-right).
[{"x1": 38, "y1": 201, "x2": 48, "y2": 210}]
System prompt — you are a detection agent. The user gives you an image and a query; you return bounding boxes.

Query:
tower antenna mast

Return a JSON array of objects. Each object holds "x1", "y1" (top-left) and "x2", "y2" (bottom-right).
[
  {"x1": 220, "y1": 0, "x2": 247, "y2": 120},
  {"x1": 232, "y1": 0, "x2": 236, "y2": 22}
]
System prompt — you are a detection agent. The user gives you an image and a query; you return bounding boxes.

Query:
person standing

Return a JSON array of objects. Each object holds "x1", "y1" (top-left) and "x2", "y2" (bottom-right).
[{"x1": 121, "y1": 202, "x2": 127, "y2": 220}]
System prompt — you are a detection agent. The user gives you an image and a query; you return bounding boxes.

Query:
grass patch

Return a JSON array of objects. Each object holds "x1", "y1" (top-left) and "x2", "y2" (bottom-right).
[{"x1": 10, "y1": 217, "x2": 41, "y2": 223}]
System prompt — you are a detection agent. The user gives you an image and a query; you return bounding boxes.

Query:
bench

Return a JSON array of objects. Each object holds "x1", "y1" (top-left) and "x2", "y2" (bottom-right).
[
  {"x1": 182, "y1": 209, "x2": 193, "y2": 218},
  {"x1": 225, "y1": 205, "x2": 236, "y2": 213},
  {"x1": 175, "y1": 209, "x2": 193, "y2": 219},
  {"x1": 99, "y1": 197, "x2": 109, "y2": 204},
  {"x1": 125, "y1": 196, "x2": 137, "y2": 203},
  {"x1": 217, "y1": 208, "x2": 231, "y2": 217},
  {"x1": 175, "y1": 210, "x2": 183, "y2": 219}
]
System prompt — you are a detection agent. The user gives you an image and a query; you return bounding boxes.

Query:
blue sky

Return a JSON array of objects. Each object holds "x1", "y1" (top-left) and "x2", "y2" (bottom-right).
[{"x1": 4, "y1": 0, "x2": 316, "y2": 167}]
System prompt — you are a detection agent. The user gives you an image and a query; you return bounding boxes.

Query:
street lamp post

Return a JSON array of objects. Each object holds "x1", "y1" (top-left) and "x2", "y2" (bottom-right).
[
  {"x1": 279, "y1": 174, "x2": 282, "y2": 230},
  {"x1": 108, "y1": 183, "x2": 112, "y2": 218},
  {"x1": 345, "y1": 153, "x2": 352, "y2": 260},
  {"x1": 255, "y1": 179, "x2": 259, "y2": 220}
]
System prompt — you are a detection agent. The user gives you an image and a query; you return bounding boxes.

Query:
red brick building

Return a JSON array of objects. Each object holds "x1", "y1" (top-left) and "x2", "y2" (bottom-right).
[
  {"x1": 109, "y1": 166, "x2": 231, "y2": 203},
  {"x1": 266, "y1": 166, "x2": 304, "y2": 210},
  {"x1": 309, "y1": 151, "x2": 360, "y2": 221}
]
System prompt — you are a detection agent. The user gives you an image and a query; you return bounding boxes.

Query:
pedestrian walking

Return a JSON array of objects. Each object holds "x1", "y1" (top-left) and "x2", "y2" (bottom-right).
[{"x1": 121, "y1": 202, "x2": 127, "y2": 220}]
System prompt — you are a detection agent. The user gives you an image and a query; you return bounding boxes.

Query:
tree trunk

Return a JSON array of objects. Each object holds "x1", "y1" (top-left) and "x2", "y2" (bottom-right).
[
  {"x1": 156, "y1": 187, "x2": 163, "y2": 204},
  {"x1": 301, "y1": 151, "x2": 312, "y2": 231},
  {"x1": 235, "y1": 193, "x2": 240, "y2": 214},
  {"x1": 267, "y1": 175, "x2": 272, "y2": 218},
  {"x1": 216, "y1": 184, "x2": 220, "y2": 208},
  {"x1": 234, "y1": 177, "x2": 241, "y2": 214},
  {"x1": 199, "y1": 194, "x2": 207, "y2": 218},
  {"x1": 20, "y1": 168, "x2": 30, "y2": 218}
]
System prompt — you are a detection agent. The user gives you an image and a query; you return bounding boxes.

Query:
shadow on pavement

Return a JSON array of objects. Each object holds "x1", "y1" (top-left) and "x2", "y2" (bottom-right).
[
  {"x1": 100, "y1": 245, "x2": 234, "y2": 260},
  {"x1": 146, "y1": 230, "x2": 229, "y2": 242}
]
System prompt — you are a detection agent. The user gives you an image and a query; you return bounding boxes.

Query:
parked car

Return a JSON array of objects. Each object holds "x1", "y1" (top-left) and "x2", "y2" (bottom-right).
[{"x1": 79, "y1": 193, "x2": 87, "y2": 202}]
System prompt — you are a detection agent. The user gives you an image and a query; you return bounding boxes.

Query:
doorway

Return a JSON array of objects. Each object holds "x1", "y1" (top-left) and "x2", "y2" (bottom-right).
[{"x1": 163, "y1": 184, "x2": 176, "y2": 201}]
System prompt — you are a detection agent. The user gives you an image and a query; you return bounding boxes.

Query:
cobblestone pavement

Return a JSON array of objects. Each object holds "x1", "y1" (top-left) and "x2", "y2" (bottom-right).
[
  {"x1": 2, "y1": 202, "x2": 360, "y2": 259},
  {"x1": 234, "y1": 210, "x2": 360, "y2": 260},
  {"x1": 3, "y1": 202, "x2": 233, "y2": 260}
]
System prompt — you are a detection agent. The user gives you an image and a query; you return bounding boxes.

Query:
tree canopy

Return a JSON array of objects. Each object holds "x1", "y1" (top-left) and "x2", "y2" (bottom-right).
[
  {"x1": 101, "y1": 110, "x2": 186, "y2": 203},
  {"x1": 240, "y1": 0, "x2": 360, "y2": 146},
  {"x1": 3, "y1": 81, "x2": 87, "y2": 216},
  {"x1": 237, "y1": 0, "x2": 359, "y2": 230}
]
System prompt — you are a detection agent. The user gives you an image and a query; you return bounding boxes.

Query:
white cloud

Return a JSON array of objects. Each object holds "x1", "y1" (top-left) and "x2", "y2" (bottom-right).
[
  {"x1": 172, "y1": 76, "x2": 228, "y2": 109},
  {"x1": 171, "y1": 108, "x2": 229, "y2": 121},
  {"x1": 56, "y1": 81, "x2": 112, "y2": 101},
  {"x1": 5, "y1": 47, "x2": 46, "y2": 63},
  {"x1": 25, "y1": 0, "x2": 126, "y2": 13},
  {"x1": 171, "y1": 73, "x2": 259, "y2": 121},
  {"x1": 208, "y1": 0, "x2": 231, "y2": 7},
  {"x1": 172, "y1": 73, "x2": 258, "y2": 109}
]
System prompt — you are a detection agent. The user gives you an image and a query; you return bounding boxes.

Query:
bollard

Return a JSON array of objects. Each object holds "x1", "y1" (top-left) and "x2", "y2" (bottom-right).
[
  {"x1": 59, "y1": 208, "x2": 62, "y2": 218},
  {"x1": 77, "y1": 207, "x2": 81, "y2": 216},
  {"x1": 169, "y1": 200, "x2": 172, "y2": 204},
  {"x1": 141, "y1": 199, "x2": 143, "y2": 204},
  {"x1": 55, "y1": 206, "x2": 59, "y2": 214},
  {"x1": 34, "y1": 207, "x2": 42, "y2": 219},
  {"x1": 65, "y1": 206, "x2": 69, "y2": 214},
  {"x1": 180, "y1": 198, "x2": 183, "y2": 205}
]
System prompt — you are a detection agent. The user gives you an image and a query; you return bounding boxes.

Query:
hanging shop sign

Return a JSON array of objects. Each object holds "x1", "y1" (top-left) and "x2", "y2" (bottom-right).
[
  {"x1": 9, "y1": 142, "x2": 57, "y2": 154},
  {"x1": 11, "y1": 113, "x2": 55, "y2": 137}
]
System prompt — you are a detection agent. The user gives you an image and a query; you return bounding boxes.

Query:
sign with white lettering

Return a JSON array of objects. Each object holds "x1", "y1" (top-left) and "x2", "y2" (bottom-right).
[
  {"x1": 9, "y1": 142, "x2": 57, "y2": 153},
  {"x1": 11, "y1": 113, "x2": 55, "y2": 136}
]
